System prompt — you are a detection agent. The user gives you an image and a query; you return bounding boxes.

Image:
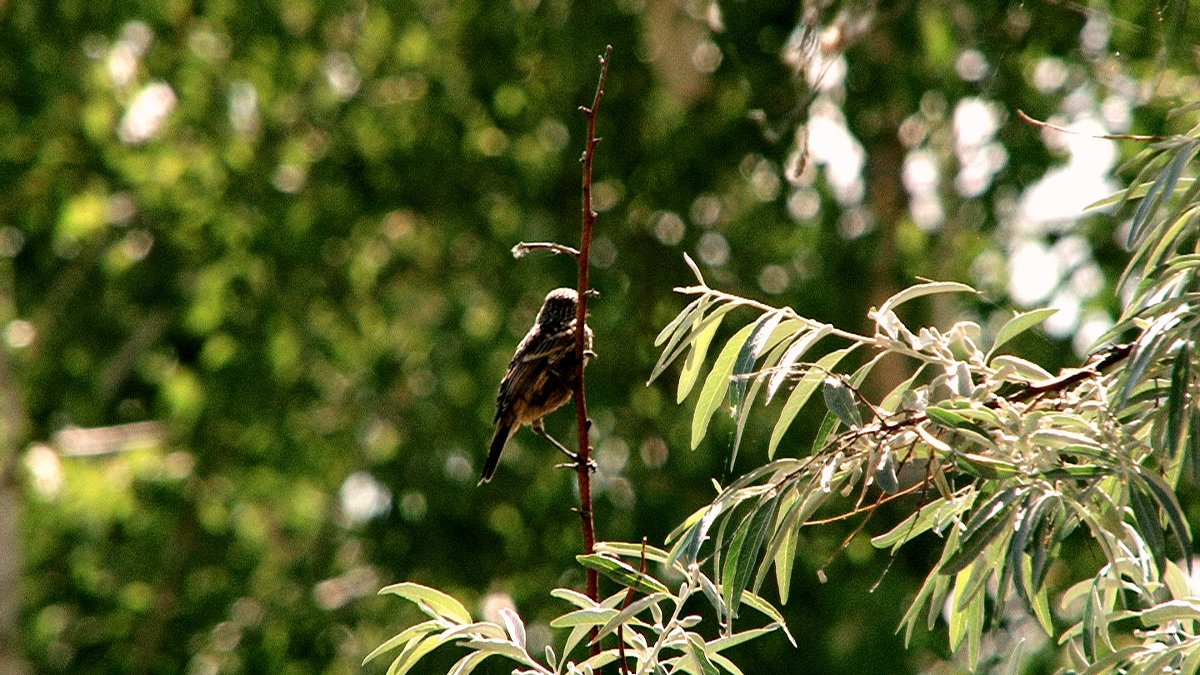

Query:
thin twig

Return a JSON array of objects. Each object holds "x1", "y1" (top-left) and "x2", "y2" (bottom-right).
[
  {"x1": 512, "y1": 241, "x2": 581, "y2": 258},
  {"x1": 673, "y1": 283, "x2": 873, "y2": 344},
  {"x1": 804, "y1": 479, "x2": 928, "y2": 526},
  {"x1": 1016, "y1": 109, "x2": 1170, "y2": 143},
  {"x1": 574, "y1": 44, "x2": 612, "y2": 658}
]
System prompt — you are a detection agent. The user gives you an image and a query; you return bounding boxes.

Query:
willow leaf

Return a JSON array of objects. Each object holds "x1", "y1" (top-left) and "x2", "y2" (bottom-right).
[
  {"x1": 767, "y1": 346, "x2": 856, "y2": 458},
  {"x1": 677, "y1": 313, "x2": 723, "y2": 403},
  {"x1": 692, "y1": 323, "x2": 757, "y2": 449}
]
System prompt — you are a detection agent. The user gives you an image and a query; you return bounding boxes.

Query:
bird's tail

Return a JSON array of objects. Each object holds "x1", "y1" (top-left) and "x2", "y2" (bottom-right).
[{"x1": 480, "y1": 419, "x2": 514, "y2": 483}]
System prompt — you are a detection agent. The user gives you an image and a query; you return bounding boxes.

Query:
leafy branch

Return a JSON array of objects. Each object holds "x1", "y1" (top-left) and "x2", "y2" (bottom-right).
[
  {"x1": 364, "y1": 543, "x2": 790, "y2": 675},
  {"x1": 651, "y1": 124, "x2": 1200, "y2": 671}
]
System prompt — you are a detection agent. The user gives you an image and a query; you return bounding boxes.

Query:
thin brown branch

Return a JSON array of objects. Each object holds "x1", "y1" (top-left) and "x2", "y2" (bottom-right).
[
  {"x1": 574, "y1": 44, "x2": 612, "y2": 658},
  {"x1": 1008, "y1": 342, "x2": 1132, "y2": 403},
  {"x1": 1016, "y1": 109, "x2": 1170, "y2": 143},
  {"x1": 511, "y1": 241, "x2": 581, "y2": 259},
  {"x1": 805, "y1": 479, "x2": 928, "y2": 526}
]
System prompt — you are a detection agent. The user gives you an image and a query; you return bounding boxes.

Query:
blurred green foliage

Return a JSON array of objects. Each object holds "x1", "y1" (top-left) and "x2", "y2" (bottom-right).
[{"x1": 0, "y1": 0, "x2": 1195, "y2": 673}]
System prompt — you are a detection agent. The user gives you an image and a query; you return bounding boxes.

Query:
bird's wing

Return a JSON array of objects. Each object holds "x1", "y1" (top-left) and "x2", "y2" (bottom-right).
[
  {"x1": 495, "y1": 326, "x2": 577, "y2": 423},
  {"x1": 518, "y1": 325, "x2": 577, "y2": 363}
]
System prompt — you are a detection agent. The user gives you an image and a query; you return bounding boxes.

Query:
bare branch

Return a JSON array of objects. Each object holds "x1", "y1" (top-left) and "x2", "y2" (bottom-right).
[
  {"x1": 573, "y1": 44, "x2": 613, "y2": 657},
  {"x1": 1016, "y1": 109, "x2": 1170, "y2": 143},
  {"x1": 511, "y1": 241, "x2": 581, "y2": 259}
]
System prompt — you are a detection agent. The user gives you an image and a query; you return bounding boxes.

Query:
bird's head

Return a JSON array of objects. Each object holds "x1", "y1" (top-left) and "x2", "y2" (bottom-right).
[{"x1": 536, "y1": 287, "x2": 580, "y2": 330}]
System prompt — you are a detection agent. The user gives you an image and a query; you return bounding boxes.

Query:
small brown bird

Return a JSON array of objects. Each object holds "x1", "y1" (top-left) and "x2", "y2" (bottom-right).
[{"x1": 481, "y1": 287, "x2": 594, "y2": 483}]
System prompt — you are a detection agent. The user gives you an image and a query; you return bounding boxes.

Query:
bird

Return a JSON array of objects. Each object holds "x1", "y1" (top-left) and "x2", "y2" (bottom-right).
[{"x1": 480, "y1": 287, "x2": 594, "y2": 483}]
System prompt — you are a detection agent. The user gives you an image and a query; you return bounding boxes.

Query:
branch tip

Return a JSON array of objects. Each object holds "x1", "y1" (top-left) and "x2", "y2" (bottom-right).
[
  {"x1": 511, "y1": 241, "x2": 581, "y2": 259},
  {"x1": 1016, "y1": 108, "x2": 1169, "y2": 143}
]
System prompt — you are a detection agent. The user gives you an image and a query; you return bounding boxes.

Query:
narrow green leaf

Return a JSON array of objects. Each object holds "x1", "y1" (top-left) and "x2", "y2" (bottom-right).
[
  {"x1": 363, "y1": 620, "x2": 441, "y2": 666},
  {"x1": 766, "y1": 347, "x2": 856, "y2": 457},
  {"x1": 551, "y1": 588, "x2": 598, "y2": 609},
  {"x1": 890, "y1": 496, "x2": 976, "y2": 546},
  {"x1": 378, "y1": 582, "x2": 472, "y2": 625},
  {"x1": 988, "y1": 307, "x2": 1059, "y2": 358},
  {"x1": 1120, "y1": 306, "x2": 1186, "y2": 404},
  {"x1": 925, "y1": 406, "x2": 971, "y2": 428},
  {"x1": 739, "y1": 591, "x2": 795, "y2": 646},
  {"x1": 458, "y1": 638, "x2": 535, "y2": 667},
  {"x1": 954, "y1": 451, "x2": 1020, "y2": 479},
  {"x1": 1127, "y1": 140, "x2": 1199, "y2": 248},
  {"x1": 877, "y1": 281, "x2": 976, "y2": 319},
  {"x1": 593, "y1": 541, "x2": 677, "y2": 567},
  {"x1": 574, "y1": 649, "x2": 620, "y2": 672},
  {"x1": 1136, "y1": 599, "x2": 1200, "y2": 626},
  {"x1": 1030, "y1": 583, "x2": 1054, "y2": 637},
  {"x1": 708, "y1": 652, "x2": 748, "y2": 675},
  {"x1": 731, "y1": 315, "x2": 799, "y2": 412},
  {"x1": 940, "y1": 488, "x2": 1024, "y2": 575},
  {"x1": 873, "y1": 449, "x2": 900, "y2": 494},
  {"x1": 677, "y1": 314, "x2": 723, "y2": 403},
  {"x1": 731, "y1": 336, "x2": 793, "y2": 470},
  {"x1": 990, "y1": 354, "x2": 1053, "y2": 382},
  {"x1": 1129, "y1": 482, "x2": 1167, "y2": 573},
  {"x1": 1166, "y1": 343, "x2": 1190, "y2": 460},
  {"x1": 549, "y1": 606, "x2": 618, "y2": 629},
  {"x1": 669, "y1": 502, "x2": 724, "y2": 565},
  {"x1": 721, "y1": 496, "x2": 779, "y2": 619},
  {"x1": 595, "y1": 593, "x2": 670, "y2": 641},
  {"x1": 772, "y1": 512, "x2": 800, "y2": 605},
  {"x1": 899, "y1": 554, "x2": 945, "y2": 646},
  {"x1": 821, "y1": 377, "x2": 861, "y2": 428},
  {"x1": 1142, "y1": 202, "x2": 1200, "y2": 278},
  {"x1": 1134, "y1": 469, "x2": 1193, "y2": 566},
  {"x1": 447, "y1": 651, "x2": 494, "y2": 675},
  {"x1": 655, "y1": 296, "x2": 704, "y2": 347},
  {"x1": 926, "y1": 566, "x2": 952, "y2": 631},
  {"x1": 650, "y1": 296, "x2": 711, "y2": 383},
  {"x1": 387, "y1": 633, "x2": 450, "y2": 675},
  {"x1": 1009, "y1": 493, "x2": 1058, "y2": 610},
  {"x1": 706, "y1": 624, "x2": 782, "y2": 654},
  {"x1": 750, "y1": 310, "x2": 786, "y2": 359},
  {"x1": 730, "y1": 314, "x2": 772, "y2": 412},
  {"x1": 1190, "y1": 404, "x2": 1200, "y2": 486},
  {"x1": 685, "y1": 633, "x2": 721, "y2": 675},
  {"x1": 1081, "y1": 583, "x2": 1099, "y2": 660},
  {"x1": 999, "y1": 641, "x2": 1026, "y2": 675},
  {"x1": 691, "y1": 323, "x2": 757, "y2": 449},
  {"x1": 955, "y1": 546, "x2": 1000, "y2": 613},
  {"x1": 948, "y1": 565, "x2": 973, "y2": 651},
  {"x1": 766, "y1": 325, "x2": 831, "y2": 402},
  {"x1": 1184, "y1": 645, "x2": 1200, "y2": 675},
  {"x1": 577, "y1": 553, "x2": 671, "y2": 595},
  {"x1": 809, "y1": 411, "x2": 840, "y2": 456},
  {"x1": 879, "y1": 364, "x2": 927, "y2": 413}
]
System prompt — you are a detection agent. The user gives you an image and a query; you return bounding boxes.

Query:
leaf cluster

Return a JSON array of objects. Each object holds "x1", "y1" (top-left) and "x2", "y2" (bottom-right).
[
  {"x1": 650, "y1": 123, "x2": 1200, "y2": 670},
  {"x1": 365, "y1": 543, "x2": 790, "y2": 675}
]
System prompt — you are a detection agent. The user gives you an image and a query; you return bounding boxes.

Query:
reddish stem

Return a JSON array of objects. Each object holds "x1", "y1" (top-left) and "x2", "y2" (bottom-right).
[{"x1": 574, "y1": 44, "x2": 612, "y2": 657}]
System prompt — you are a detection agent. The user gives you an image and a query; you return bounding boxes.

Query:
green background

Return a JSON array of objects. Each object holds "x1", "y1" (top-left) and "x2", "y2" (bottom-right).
[{"x1": 1, "y1": 1, "x2": 1195, "y2": 672}]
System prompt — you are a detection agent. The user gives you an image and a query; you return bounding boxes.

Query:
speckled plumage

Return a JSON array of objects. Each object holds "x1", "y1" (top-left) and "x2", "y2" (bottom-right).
[{"x1": 481, "y1": 288, "x2": 594, "y2": 482}]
